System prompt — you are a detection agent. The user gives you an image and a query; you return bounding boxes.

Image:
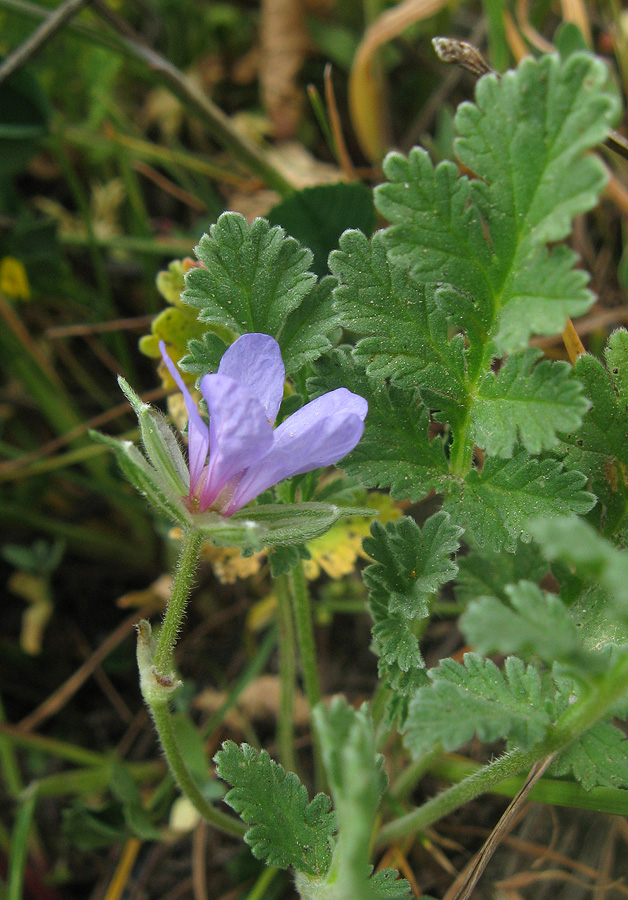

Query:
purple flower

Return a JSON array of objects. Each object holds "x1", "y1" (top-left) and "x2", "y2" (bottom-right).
[{"x1": 159, "y1": 334, "x2": 367, "y2": 516}]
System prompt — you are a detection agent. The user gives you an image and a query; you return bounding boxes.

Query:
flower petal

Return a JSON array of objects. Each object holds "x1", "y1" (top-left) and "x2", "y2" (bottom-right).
[
  {"x1": 159, "y1": 341, "x2": 208, "y2": 493},
  {"x1": 198, "y1": 373, "x2": 274, "y2": 509},
  {"x1": 218, "y1": 333, "x2": 285, "y2": 423},
  {"x1": 225, "y1": 388, "x2": 368, "y2": 513}
]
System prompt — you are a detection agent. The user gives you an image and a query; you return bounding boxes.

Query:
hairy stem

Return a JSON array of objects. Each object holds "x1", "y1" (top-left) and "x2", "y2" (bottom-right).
[
  {"x1": 151, "y1": 700, "x2": 245, "y2": 838},
  {"x1": 275, "y1": 574, "x2": 298, "y2": 773},
  {"x1": 137, "y1": 529, "x2": 245, "y2": 836},
  {"x1": 153, "y1": 529, "x2": 204, "y2": 677},
  {"x1": 288, "y1": 560, "x2": 325, "y2": 787}
]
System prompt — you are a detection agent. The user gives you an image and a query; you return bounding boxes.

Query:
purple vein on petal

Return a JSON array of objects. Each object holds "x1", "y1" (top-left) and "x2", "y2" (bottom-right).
[
  {"x1": 159, "y1": 341, "x2": 209, "y2": 492},
  {"x1": 217, "y1": 333, "x2": 285, "y2": 423},
  {"x1": 198, "y1": 373, "x2": 275, "y2": 509}
]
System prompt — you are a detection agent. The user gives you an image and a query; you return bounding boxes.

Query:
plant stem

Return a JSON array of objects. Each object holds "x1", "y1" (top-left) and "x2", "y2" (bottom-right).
[
  {"x1": 376, "y1": 651, "x2": 628, "y2": 847},
  {"x1": 138, "y1": 529, "x2": 245, "y2": 837},
  {"x1": 289, "y1": 561, "x2": 322, "y2": 709},
  {"x1": 150, "y1": 700, "x2": 245, "y2": 838},
  {"x1": 7, "y1": 787, "x2": 37, "y2": 900},
  {"x1": 288, "y1": 560, "x2": 325, "y2": 787},
  {"x1": 275, "y1": 574, "x2": 297, "y2": 773},
  {"x1": 153, "y1": 529, "x2": 204, "y2": 677},
  {"x1": 428, "y1": 754, "x2": 628, "y2": 817},
  {"x1": 0, "y1": 696, "x2": 22, "y2": 797}
]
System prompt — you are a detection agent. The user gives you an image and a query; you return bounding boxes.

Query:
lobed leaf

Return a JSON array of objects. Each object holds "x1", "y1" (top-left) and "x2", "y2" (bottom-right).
[
  {"x1": 460, "y1": 581, "x2": 592, "y2": 671},
  {"x1": 404, "y1": 654, "x2": 552, "y2": 757},
  {"x1": 363, "y1": 513, "x2": 463, "y2": 620},
  {"x1": 561, "y1": 333, "x2": 628, "y2": 536},
  {"x1": 278, "y1": 275, "x2": 341, "y2": 374},
  {"x1": 375, "y1": 54, "x2": 619, "y2": 355},
  {"x1": 552, "y1": 723, "x2": 628, "y2": 790},
  {"x1": 329, "y1": 230, "x2": 469, "y2": 428},
  {"x1": 182, "y1": 213, "x2": 338, "y2": 375},
  {"x1": 444, "y1": 452, "x2": 595, "y2": 551},
  {"x1": 309, "y1": 350, "x2": 449, "y2": 501},
  {"x1": 471, "y1": 349, "x2": 590, "y2": 458},
  {"x1": 363, "y1": 513, "x2": 461, "y2": 696},
  {"x1": 214, "y1": 742, "x2": 335, "y2": 876}
]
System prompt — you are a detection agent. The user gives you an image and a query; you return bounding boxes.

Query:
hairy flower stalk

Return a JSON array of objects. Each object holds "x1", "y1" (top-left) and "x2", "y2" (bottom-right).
[{"x1": 160, "y1": 332, "x2": 367, "y2": 515}]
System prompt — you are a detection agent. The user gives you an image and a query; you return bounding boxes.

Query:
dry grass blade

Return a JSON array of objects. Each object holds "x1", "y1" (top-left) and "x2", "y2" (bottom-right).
[
  {"x1": 349, "y1": 0, "x2": 449, "y2": 162},
  {"x1": 324, "y1": 64, "x2": 356, "y2": 181},
  {"x1": 515, "y1": 0, "x2": 555, "y2": 54},
  {"x1": 442, "y1": 755, "x2": 556, "y2": 900}
]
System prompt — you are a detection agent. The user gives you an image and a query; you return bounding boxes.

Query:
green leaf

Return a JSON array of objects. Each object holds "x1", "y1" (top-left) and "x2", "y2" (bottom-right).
[
  {"x1": 455, "y1": 540, "x2": 547, "y2": 605},
  {"x1": 460, "y1": 581, "x2": 591, "y2": 670},
  {"x1": 278, "y1": 275, "x2": 341, "y2": 374},
  {"x1": 605, "y1": 328, "x2": 628, "y2": 405},
  {"x1": 530, "y1": 516, "x2": 628, "y2": 623},
  {"x1": 471, "y1": 349, "x2": 590, "y2": 458},
  {"x1": 363, "y1": 513, "x2": 463, "y2": 620},
  {"x1": 269, "y1": 543, "x2": 310, "y2": 577},
  {"x1": 62, "y1": 802, "x2": 130, "y2": 850},
  {"x1": 374, "y1": 53, "x2": 619, "y2": 357},
  {"x1": 561, "y1": 336, "x2": 628, "y2": 536},
  {"x1": 404, "y1": 654, "x2": 552, "y2": 757},
  {"x1": 369, "y1": 596, "x2": 428, "y2": 694},
  {"x1": 183, "y1": 212, "x2": 316, "y2": 340},
  {"x1": 309, "y1": 349, "x2": 449, "y2": 501},
  {"x1": 552, "y1": 723, "x2": 628, "y2": 790},
  {"x1": 267, "y1": 183, "x2": 376, "y2": 277},
  {"x1": 444, "y1": 452, "x2": 595, "y2": 550},
  {"x1": 568, "y1": 584, "x2": 628, "y2": 652},
  {"x1": 362, "y1": 513, "x2": 461, "y2": 695},
  {"x1": 329, "y1": 230, "x2": 469, "y2": 430},
  {"x1": 310, "y1": 699, "x2": 410, "y2": 900},
  {"x1": 214, "y1": 741, "x2": 335, "y2": 876}
]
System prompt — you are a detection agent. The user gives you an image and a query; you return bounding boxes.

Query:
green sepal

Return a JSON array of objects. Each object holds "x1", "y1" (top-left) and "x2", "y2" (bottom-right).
[
  {"x1": 117, "y1": 377, "x2": 189, "y2": 496},
  {"x1": 229, "y1": 503, "x2": 377, "y2": 547},
  {"x1": 90, "y1": 430, "x2": 189, "y2": 528}
]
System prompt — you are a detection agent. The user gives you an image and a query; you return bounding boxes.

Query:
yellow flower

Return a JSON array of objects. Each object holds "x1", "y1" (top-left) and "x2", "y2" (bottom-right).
[
  {"x1": 304, "y1": 493, "x2": 402, "y2": 580},
  {"x1": 0, "y1": 257, "x2": 30, "y2": 300}
]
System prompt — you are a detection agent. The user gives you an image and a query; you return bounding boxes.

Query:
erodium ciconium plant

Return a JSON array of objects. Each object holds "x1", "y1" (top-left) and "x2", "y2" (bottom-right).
[{"x1": 91, "y1": 49, "x2": 628, "y2": 900}]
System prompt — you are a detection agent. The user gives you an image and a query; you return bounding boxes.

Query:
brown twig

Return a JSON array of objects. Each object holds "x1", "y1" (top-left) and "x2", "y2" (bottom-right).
[
  {"x1": 17, "y1": 607, "x2": 156, "y2": 732},
  {"x1": 133, "y1": 160, "x2": 207, "y2": 212},
  {"x1": 192, "y1": 820, "x2": 210, "y2": 900},
  {"x1": 0, "y1": 385, "x2": 166, "y2": 478},
  {"x1": 45, "y1": 314, "x2": 155, "y2": 339}
]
